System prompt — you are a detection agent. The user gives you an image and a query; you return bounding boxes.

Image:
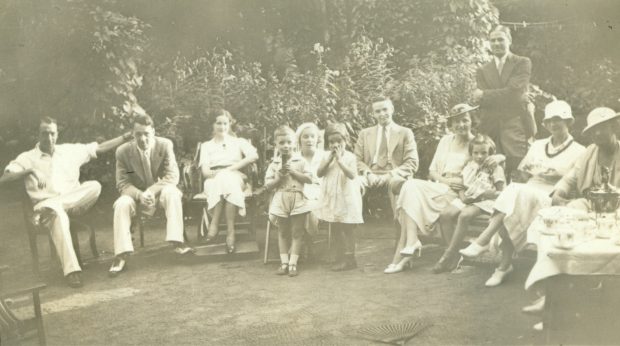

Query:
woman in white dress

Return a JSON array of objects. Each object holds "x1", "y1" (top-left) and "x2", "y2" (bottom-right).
[
  {"x1": 199, "y1": 109, "x2": 259, "y2": 253},
  {"x1": 459, "y1": 100, "x2": 586, "y2": 286},
  {"x1": 385, "y1": 104, "x2": 496, "y2": 273}
]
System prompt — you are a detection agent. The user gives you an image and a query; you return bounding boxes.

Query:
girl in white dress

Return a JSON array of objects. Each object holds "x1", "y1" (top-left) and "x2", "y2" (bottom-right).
[
  {"x1": 316, "y1": 123, "x2": 363, "y2": 271},
  {"x1": 459, "y1": 100, "x2": 586, "y2": 287},
  {"x1": 199, "y1": 110, "x2": 258, "y2": 253}
]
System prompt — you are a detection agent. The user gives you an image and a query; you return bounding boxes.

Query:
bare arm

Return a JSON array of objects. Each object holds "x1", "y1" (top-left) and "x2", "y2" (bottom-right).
[
  {"x1": 317, "y1": 152, "x2": 334, "y2": 178},
  {"x1": 336, "y1": 153, "x2": 357, "y2": 180}
]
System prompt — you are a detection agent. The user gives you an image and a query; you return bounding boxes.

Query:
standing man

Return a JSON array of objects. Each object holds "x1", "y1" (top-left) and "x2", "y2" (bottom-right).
[
  {"x1": 354, "y1": 96, "x2": 419, "y2": 218},
  {"x1": 1, "y1": 117, "x2": 129, "y2": 288},
  {"x1": 473, "y1": 25, "x2": 534, "y2": 179},
  {"x1": 109, "y1": 114, "x2": 192, "y2": 277}
]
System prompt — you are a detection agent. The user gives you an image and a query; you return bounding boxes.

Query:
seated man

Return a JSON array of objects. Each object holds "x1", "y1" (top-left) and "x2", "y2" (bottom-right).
[
  {"x1": 1, "y1": 117, "x2": 129, "y2": 288},
  {"x1": 354, "y1": 96, "x2": 419, "y2": 218},
  {"x1": 552, "y1": 107, "x2": 620, "y2": 209},
  {"x1": 109, "y1": 114, "x2": 193, "y2": 277}
]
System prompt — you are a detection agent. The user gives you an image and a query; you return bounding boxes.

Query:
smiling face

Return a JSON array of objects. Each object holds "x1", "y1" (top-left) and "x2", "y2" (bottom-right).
[
  {"x1": 299, "y1": 127, "x2": 319, "y2": 152},
  {"x1": 489, "y1": 30, "x2": 511, "y2": 57},
  {"x1": 133, "y1": 122, "x2": 155, "y2": 151},
  {"x1": 213, "y1": 114, "x2": 231, "y2": 136},
  {"x1": 372, "y1": 100, "x2": 394, "y2": 127},
  {"x1": 543, "y1": 117, "x2": 570, "y2": 138},
  {"x1": 450, "y1": 113, "x2": 472, "y2": 137},
  {"x1": 38, "y1": 122, "x2": 58, "y2": 154},
  {"x1": 275, "y1": 133, "x2": 295, "y2": 156}
]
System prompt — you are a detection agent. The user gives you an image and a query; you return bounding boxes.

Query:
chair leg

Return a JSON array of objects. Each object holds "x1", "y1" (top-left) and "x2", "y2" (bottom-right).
[
  {"x1": 139, "y1": 218, "x2": 145, "y2": 248},
  {"x1": 32, "y1": 289, "x2": 46, "y2": 346},
  {"x1": 88, "y1": 224, "x2": 99, "y2": 258},
  {"x1": 263, "y1": 220, "x2": 271, "y2": 265},
  {"x1": 327, "y1": 223, "x2": 332, "y2": 252},
  {"x1": 70, "y1": 228, "x2": 83, "y2": 268},
  {"x1": 28, "y1": 232, "x2": 40, "y2": 277}
]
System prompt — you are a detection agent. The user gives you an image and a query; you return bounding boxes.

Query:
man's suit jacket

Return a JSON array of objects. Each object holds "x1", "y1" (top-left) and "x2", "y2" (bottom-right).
[
  {"x1": 476, "y1": 52, "x2": 533, "y2": 158},
  {"x1": 354, "y1": 123, "x2": 418, "y2": 179},
  {"x1": 115, "y1": 137, "x2": 179, "y2": 200}
]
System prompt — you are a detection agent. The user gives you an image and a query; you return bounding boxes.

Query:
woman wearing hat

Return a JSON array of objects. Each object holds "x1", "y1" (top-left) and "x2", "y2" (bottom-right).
[
  {"x1": 384, "y1": 103, "x2": 502, "y2": 273},
  {"x1": 552, "y1": 107, "x2": 620, "y2": 209},
  {"x1": 456, "y1": 100, "x2": 585, "y2": 286}
]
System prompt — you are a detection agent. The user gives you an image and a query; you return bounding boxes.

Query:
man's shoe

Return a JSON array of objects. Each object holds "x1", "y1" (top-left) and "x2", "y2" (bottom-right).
[
  {"x1": 66, "y1": 272, "x2": 83, "y2": 288},
  {"x1": 522, "y1": 296, "x2": 545, "y2": 315},
  {"x1": 108, "y1": 257, "x2": 128, "y2": 278},
  {"x1": 174, "y1": 245, "x2": 194, "y2": 255}
]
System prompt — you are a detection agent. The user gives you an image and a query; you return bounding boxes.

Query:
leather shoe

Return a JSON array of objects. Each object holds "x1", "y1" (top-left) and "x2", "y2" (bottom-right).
[
  {"x1": 485, "y1": 265, "x2": 513, "y2": 287},
  {"x1": 459, "y1": 241, "x2": 489, "y2": 258},
  {"x1": 108, "y1": 257, "x2": 128, "y2": 278},
  {"x1": 522, "y1": 296, "x2": 545, "y2": 315},
  {"x1": 66, "y1": 272, "x2": 83, "y2": 288}
]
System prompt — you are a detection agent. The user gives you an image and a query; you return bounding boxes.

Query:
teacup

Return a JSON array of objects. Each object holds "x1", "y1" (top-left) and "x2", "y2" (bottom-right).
[{"x1": 554, "y1": 229, "x2": 576, "y2": 249}]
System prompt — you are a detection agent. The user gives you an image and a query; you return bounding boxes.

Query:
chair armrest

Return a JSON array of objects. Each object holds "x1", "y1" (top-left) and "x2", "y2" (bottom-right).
[{"x1": 1, "y1": 283, "x2": 46, "y2": 299}]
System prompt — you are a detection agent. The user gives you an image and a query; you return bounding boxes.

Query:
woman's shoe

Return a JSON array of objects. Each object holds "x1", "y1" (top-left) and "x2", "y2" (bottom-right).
[
  {"x1": 432, "y1": 250, "x2": 459, "y2": 274},
  {"x1": 276, "y1": 263, "x2": 289, "y2": 275},
  {"x1": 485, "y1": 265, "x2": 513, "y2": 287},
  {"x1": 383, "y1": 257, "x2": 412, "y2": 274},
  {"x1": 459, "y1": 241, "x2": 489, "y2": 258},
  {"x1": 522, "y1": 296, "x2": 545, "y2": 315},
  {"x1": 288, "y1": 264, "x2": 298, "y2": 277},
  {"x1": 400, "y1": 241, "x2": 422, "y2": 257}
]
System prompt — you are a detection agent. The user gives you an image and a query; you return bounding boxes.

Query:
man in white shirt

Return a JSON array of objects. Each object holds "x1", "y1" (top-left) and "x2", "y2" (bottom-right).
[
  {"x1": 1, "y1": 117, "x2": 129, "y2": 288},
  {"x1": 354, "y1": 96, "x2": 419, "y2": 218}
]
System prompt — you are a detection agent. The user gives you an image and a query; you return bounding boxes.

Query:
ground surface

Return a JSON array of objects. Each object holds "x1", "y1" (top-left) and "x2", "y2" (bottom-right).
[{"x1": 0, "y1": 186, "x2": 545, "y2": 346}]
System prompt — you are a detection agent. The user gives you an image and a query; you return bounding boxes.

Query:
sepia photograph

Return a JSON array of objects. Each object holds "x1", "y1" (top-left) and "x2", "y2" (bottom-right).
[{"x1": 1, "y1": 0, "x2": 620, "y2": 344}]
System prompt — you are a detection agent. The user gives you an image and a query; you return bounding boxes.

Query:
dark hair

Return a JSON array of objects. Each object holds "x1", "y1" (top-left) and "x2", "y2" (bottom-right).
[
  {"x1": 133, "y1": 114, "x2": 154, "y2": 127},
  {"x1": 323, "y1": 122, "x2": 349, "y2": 150},
  {"x1": 370, "y1": 95, "x2": 392, "y2": 105},
  {"x1": 490, "y1": 25, "x2": 512, "y2": 42},
  {"x1": 446, "y1": 111, "x2": 472, "y2": 129},
  {"x1": 468, "y1": 134, "x2": 496, "y2": 156},
  {"x1": 40, "y1": 116, "x2": 57, "y2": 126},
  {"x1": 273, "y1": 125, "x2": 295, "y2": 139},
  {"x1": 211, "y1": 109, "x2": 236, "y2": 136}
]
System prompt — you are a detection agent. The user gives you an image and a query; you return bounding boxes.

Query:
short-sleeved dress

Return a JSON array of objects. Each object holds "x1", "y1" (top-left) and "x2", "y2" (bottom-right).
[
  {"x1": 491, "y1": 136, "x2": 585, "y2": 251},
  {"x1": 198, "y1": 136, "x2": 257, "y2": 217},
  {"x1": 396, "y1": 134, "x2": 471, "y2": 235},
  {"x1": 302, "y1": 150, "x2": 326, "y2": 234},
  {"x1": 315, "y1": 151, "x2": 363, "y2": 224},
  {"x1": 451, "y1": 160, "x2": 505, "y2": 213}
]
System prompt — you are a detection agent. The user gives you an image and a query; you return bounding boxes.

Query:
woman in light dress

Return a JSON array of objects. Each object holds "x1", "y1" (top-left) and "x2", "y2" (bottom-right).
[{"x1": 199, "y1": 109, "x2": 259, "y2": 253}]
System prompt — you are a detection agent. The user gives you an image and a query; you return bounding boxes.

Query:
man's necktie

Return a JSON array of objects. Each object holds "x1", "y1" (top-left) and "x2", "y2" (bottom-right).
[
  {"x1": 496, "y1": 59, "x2": 504, "y2": 76},
  {"x1": 141, "y1": 150, "x2": 155, "y2": 187},
  {"x1": 377, "y1": 126, "x2": 389, "y2": 168}
]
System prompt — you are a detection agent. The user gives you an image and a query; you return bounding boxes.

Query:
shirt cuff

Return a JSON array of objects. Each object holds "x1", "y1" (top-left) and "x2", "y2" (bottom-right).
[
  {"x1": 4, "y1": 162, "x2": 25, "y2": 174},
  {"x1": 86, "y1": 142, "x2": 98, "y2": 160}
]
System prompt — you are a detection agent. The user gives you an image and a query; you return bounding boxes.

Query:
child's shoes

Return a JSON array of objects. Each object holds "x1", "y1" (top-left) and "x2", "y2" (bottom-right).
[
  {"x1": 288, "y1": 264, "x2": 298, "y2": 277},
  {"x1": 276, "y1": 263, "x2": 288, "y2": 275}
]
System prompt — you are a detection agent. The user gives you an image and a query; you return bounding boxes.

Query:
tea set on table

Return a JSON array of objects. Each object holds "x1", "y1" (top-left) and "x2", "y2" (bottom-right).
[{"x1": 539, "y1": 167, "x2": 620, "y2": 249}]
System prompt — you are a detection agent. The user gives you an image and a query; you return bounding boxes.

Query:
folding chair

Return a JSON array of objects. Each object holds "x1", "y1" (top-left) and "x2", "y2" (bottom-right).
[{"x1": 0, "y1": 265, "x2": 46, "y2": 346}]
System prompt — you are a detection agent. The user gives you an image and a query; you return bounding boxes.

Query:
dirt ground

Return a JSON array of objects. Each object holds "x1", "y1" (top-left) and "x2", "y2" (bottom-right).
[{"x1": 0, "y1": 186, "x2": 545, "y2": 346}]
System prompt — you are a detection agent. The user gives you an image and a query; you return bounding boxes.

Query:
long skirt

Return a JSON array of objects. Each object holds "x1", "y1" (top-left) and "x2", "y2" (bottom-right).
[
  {"x1": 396, "y1": 179, "x2": 457, "y2": 236},
  {"x1": 203, "y1": 170, "x2": 247, "y2": 216}
]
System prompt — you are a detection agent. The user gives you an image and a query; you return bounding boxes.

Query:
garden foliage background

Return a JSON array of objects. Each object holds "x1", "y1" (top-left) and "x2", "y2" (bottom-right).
[{"x1": 0, "y1": 0, "x2": 619, "y2": 195}]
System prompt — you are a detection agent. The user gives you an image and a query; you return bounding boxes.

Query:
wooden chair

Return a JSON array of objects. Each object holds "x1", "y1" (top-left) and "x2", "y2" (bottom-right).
[
  {"x1": 0, "y1": 265, "x2": 46, "y2": 346},
  {"x1": 130, "y1": 204, "x2": 190, "y2": 248},
  {"x1": 263, "y1": 215, "x2": 332, "y2": 264},
  {"x1": 22, "y1": 190, "x2": 98, "y2": 276}
]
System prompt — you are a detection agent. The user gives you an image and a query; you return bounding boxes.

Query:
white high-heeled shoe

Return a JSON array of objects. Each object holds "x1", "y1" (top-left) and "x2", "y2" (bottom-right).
[
  {"x1": 399, "y1": 241, "x2": 422, "y2": 257},
  {"x1": 459, "y1": 241, "x2": 489, "y2": 257},
  {"x1": 384, "y1": 257, "x2": 412, "y2": 274}
]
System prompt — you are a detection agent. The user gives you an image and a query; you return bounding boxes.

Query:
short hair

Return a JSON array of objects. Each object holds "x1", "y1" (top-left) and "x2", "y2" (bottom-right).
[
  {"x1": 273, "y1": 125, "x2": 295, "y2": 139},
  {"x1": 490, "y1": 25, "x2": 512, "y2": 42},
  {"x1": 40, "y1": 116, "x2": 57, "y2": 126},
  {"x1": 468, "y1": 134, "x2": 496, "y2": 156},
  {"x1": 211, "y1": 109, "x2": 235, "y2": 125},
  {"x1": 295, "y1": 122, "x2": 320, "y2": 149},
  {"x1": 323, "y1": 122, "x2": 350, "y2": 149},
  {"x1": 133, "y1": 114, "x2": 154, "y2": 127},
  {"x1": 370, "y1": 95, "x2": 393, "y2": 106}
]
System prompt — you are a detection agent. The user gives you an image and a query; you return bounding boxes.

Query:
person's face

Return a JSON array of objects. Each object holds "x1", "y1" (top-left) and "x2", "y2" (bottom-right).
[
  {"x1": 213, "y1": 115, "x2": 230, "y2": 135},
  {"x1": 543, "y1": 117, "x2": 569, "y2": 137},
  {"x1": 275, "y1": 133, "x2": 294, "y2": 155},
  {"x1": 38, "y1": 122, "x2": 58, "y2": 153},
  {"x1": 372, "y1": 100, "x2": 394, "y2": 127},
  {"x1": 327, "y1": 133, "x2": 346, "y2": 152},
  {"x1": 471, "y1": 143, "x2": 490, "y2": 164},
  {"x1": 591, "y1": 123, "x2": 617, "y2": 148},
  {"x1": 451, "y1": 113, "x2": 472, "y2": 136},
  {"x1": 489, "y1": 31, "x2": 511, "y2": 57},
  {"x1": 133, "y1": 123, "x2": 155, "y2": 151},
  {"x1": 299, "y1": 127, "x2": 318, "y2": 151}
]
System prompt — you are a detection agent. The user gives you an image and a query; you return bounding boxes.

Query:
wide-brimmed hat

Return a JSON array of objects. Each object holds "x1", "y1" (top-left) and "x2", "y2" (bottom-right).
[
  {"x1": 543, "y1": 100, "x2": 573, "y2": 121},
  {"x1": 448, "y1": 103, "x2": 479, "y2": 119},
  {"x1": 582, "y1": 107, "x2": 620, "y2": 135}
]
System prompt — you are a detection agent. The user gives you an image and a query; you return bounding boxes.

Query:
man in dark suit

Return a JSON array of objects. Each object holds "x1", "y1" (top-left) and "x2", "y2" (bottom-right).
[
  {"x1": 354, "y1": 96, "x2": 419, "y2": 217},
  {"x1": 109, "y1": 114, "x2": 192, "y2": 277},
  {"x1": 473, "y1": 25, "x2": 534, "y2": 179}
]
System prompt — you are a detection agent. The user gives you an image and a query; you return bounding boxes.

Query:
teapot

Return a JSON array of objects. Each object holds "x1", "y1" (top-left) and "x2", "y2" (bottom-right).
[{"x1": 586, "y1": 166, "x2": 620, "y2": 214}]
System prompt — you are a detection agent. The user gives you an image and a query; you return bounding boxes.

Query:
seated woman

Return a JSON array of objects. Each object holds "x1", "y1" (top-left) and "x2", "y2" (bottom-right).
[
  {"x1": 384, "y1": 104, "x2": 502, "y2": 274},
  {"x1": 200, "y1": 109, "x2": 259, "y2": 253},
  {"x1": 458, "y1": 100, "x2": 585, "y2": 286}
]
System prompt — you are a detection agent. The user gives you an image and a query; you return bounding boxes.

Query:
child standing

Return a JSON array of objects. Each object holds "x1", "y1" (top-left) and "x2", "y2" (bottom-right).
[
  {"x1": 316, "y1": 123, "x2": 363, "y2": 271},
  {"x1": 263, "y1": 125, "x2": 313, "y2": 277},
  {"x1": 434, "y1": 134, "x2": 505, "y2": 273}
]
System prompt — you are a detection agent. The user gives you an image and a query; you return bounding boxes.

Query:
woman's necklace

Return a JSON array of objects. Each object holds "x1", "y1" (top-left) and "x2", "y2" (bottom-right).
[{"x1": 545, "y1": 137, "x2": 573, "y2": 158}]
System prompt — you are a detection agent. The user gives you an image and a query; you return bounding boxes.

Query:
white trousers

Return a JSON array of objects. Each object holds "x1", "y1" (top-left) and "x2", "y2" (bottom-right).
[
  {"x1": 113, "y1": 185, "x2": 184, "y2": 256},
  {"x1": 34, "y1": 181, "x2": 101, "y2": 276}
]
